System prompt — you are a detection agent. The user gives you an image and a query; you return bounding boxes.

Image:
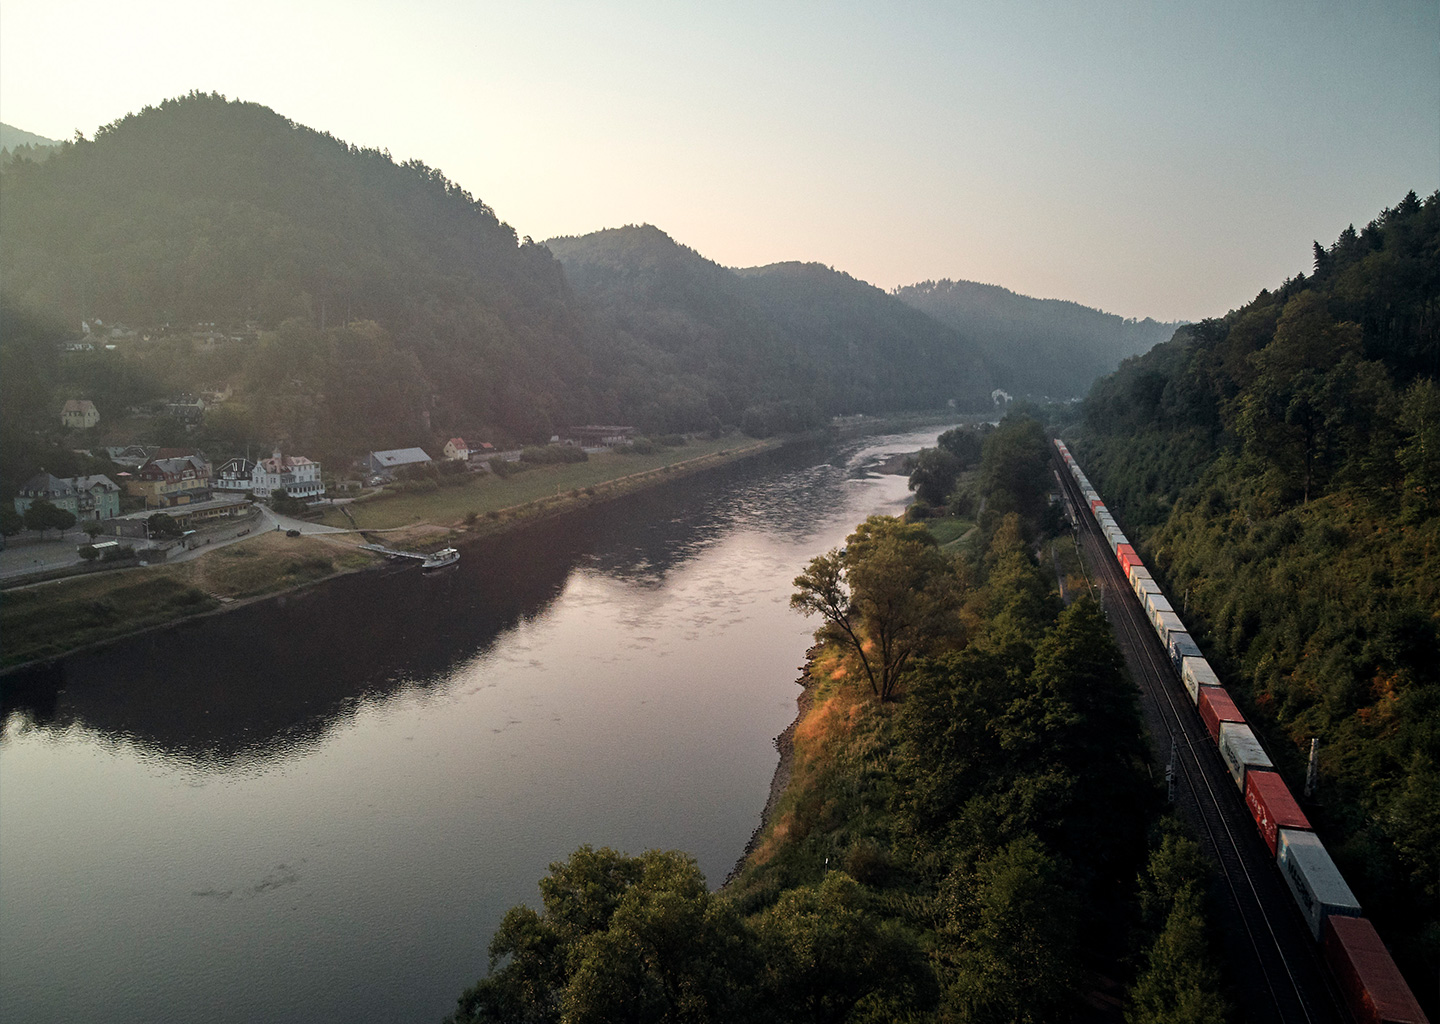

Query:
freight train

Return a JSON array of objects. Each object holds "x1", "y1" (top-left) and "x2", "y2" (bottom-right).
[{"x1": 1053, "y1": 438, "x2": 1429, "y2": 1024}]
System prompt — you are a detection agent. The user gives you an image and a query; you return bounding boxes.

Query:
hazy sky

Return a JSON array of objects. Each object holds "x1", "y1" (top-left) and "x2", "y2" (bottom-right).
[{"x1": 2, "y1": 1, "x2": 1436, "y2": 321}]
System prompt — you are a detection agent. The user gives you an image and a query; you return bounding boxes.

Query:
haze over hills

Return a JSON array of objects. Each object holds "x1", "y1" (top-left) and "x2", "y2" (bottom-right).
[
  {"x1": 546, "y1": 225, "x2": 995, "y2": 428},
  {"x1": 896, "y1": 278, "x2": 1184, "y2": 399},
  {"x1": 2, "y1": 92, "x2": 1179, "y2": 491},
  {"x1": 0, "y1": 123, "x2": 63, "y2": 155}
]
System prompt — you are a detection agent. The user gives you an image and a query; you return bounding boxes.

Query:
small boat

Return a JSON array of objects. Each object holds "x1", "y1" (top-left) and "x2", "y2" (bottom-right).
[{"x1": 421, "y1": 547, "x2": 460, "y2": 572}]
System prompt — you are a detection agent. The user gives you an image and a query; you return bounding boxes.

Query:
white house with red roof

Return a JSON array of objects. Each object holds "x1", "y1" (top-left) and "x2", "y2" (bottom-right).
[
  {"x1": 251, "y1": 450, "x2": 324, "y2": 499},
  {"x1": 442, "y1": 438, "x2": 472, "y2": 461}
]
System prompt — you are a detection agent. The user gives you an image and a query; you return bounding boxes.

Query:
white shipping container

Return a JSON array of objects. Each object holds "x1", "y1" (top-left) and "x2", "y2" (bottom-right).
[
  {"x1": 1276, "y1": 829, "x2": 1362, "y2": 941},
  {"x1": 1128, "y1": 564, "x2": 1153, "y2": 586},
  {"x1": 1135, "y1": 579, "x2": 1163, "y2": 604},
  {"x1": 1181, "y1": 656, "x2": 1221, "y2": 703},
  {"x1": 1154, "y1": 609, "x2": 1185, "y2": 644},
  {"x1": 1218, "y1": 721, "x2": 1273, "y2": 790},
  {"x1": 1146, "y1": 592, "x2": 1173, "y2": 619}
]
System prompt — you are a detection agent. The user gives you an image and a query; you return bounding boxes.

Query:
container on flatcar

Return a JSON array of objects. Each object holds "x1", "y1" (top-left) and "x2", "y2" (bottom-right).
[
  {"x1": 1090, "y1": 499, "x2": 1105, "y2": 514},
  {"x1": 1198, "y1": 687, "x2": 1244, "y2": 740},
  {"x1": 1135, "y1": 579, "x2": 1163, "y2": 605},
  {"x1": 1180, "y1": 656, "x2": 1220, "y2": 703},
  {"x1": 1128, "y1": 563, "x2": 1153, "y2": 585},
  {"x1": 1145, "y1": 591, "x2": 1172, "y2": 616},
  {"x1": 1244, "y1": 769, "x2": 1311, "y2": 855},
  {"x1": 1110, "y1": 530, "x2": 1129, "y2": 554},
  {"x1": 1322, "y1": 916, "x2": 1430, "y2": 1024},
  {"x1": 1116, "y1": 544, "x2": 1140, "y2": 574},
  {"x1": 1168, "y1": 632, "x2": 1202, "y2": 671},
  {"x1": 1218, "y1": 721, "x2": 1273, "y2": 791},
  {"x1": 1154, "y1": 610, "x2": 1185, "y2": 645},
  {"x1": 1277, "y1": 828, "x2": 1362, "y2": 941}
]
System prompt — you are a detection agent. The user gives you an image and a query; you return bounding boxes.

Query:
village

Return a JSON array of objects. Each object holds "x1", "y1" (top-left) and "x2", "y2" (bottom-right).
[{"x1": 4, "y1": 389, "x2": 644, "y2": 586}]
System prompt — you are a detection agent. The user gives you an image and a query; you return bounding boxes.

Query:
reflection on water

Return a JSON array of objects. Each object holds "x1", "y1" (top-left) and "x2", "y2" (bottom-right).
[{"x1": 0, "y1": 427, "x2": 950, "y2": 1024}]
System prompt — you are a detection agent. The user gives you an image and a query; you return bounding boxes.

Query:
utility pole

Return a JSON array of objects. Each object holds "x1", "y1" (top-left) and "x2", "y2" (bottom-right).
[
  {"x1": 1166, "y1": 740, "x2": 1178, "y2": 803},
  {"x1": 1304, "y1": 738, "x2": 1320, "y2": 798}
]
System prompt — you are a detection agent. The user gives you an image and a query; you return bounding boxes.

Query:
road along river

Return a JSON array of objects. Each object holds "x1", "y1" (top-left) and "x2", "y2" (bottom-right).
[{"x1": 0, "y1": 425, "x2": 952, "y2": 1024}]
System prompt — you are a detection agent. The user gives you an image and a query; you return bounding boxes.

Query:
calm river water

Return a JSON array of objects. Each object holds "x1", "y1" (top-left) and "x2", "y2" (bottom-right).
[{"x1": 0, "y1": 426, "x2": 949, "y2": 1024}]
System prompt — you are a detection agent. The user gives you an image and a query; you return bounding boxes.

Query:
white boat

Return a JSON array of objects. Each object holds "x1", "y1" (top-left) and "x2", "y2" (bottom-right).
[{"x1": 420, "y1": 547, "x2": 460, "y2": 571}]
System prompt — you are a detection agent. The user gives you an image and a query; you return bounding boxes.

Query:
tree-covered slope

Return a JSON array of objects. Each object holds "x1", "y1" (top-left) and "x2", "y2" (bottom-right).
[
  {"x1": 548, "y1": 225, "x2": 996, "y2": 431},
  {"x1": 0, "y1": 92, "x2": 608, "y2": 451},
  {"x1": 895, "y1": 278, "x2": 1183, "y2": 400},
  {"x1": 1070, "y1": 190, "x2": 1440, "y2": 1009}
]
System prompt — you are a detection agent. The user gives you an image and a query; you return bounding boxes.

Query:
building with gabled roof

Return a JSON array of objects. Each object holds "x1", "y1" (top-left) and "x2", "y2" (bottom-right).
[
  {"x1": 252, "y1": 450, "x2": 324, "y2": 499},
  {"x1": 15, "y1": 472, "x2": 121, "y2": 521},
  {"x1": 366, "y1": 448, "x2": 432, "y2": 477},
  {"x1": 128, "y1": 455, "x2": 212, "y2": 508},
  {"x1": 61, "y1": 399, "x2": 100, "y2": 429}
]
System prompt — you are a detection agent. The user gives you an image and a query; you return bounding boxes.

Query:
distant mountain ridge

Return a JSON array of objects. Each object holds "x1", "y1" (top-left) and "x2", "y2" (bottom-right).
[
  {"x1": 0, "y1": 123, "x2": 63, "y2": 152},
  {"x1": 895, "y1": 278, "x2": 1184, "y2": 399},
  {"x1": 546, "y1": 225, "x2": 996, "y2": 426}
]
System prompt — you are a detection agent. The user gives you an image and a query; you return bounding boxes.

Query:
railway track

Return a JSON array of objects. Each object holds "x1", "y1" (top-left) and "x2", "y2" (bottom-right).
[{"x1": 1052, "y1": 459, "x2": 1347, "y2": 1024}]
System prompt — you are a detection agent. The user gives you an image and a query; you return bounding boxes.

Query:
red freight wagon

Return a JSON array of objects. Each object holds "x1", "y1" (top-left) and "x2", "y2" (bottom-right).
[
  {"x1": 1090, "y1": 499, "x2": 1105, "y2": 514},
  {"x1": 1322, "y1": 916, "x2": 1430, "y2": 1024},
  {"x1": 1116, "y1": 544, "x2": 1141, "y2": 574},
  {"x1": 1243, "y1": 769, "x2": 1311, "y2": 855},
  {"x1": 1199, "y1": 687, "x2": 1245, "y2": 742}
]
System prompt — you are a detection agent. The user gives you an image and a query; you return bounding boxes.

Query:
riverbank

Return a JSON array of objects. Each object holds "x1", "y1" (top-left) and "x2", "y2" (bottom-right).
[{"x1": 0, "y1": 436, "x2": 781, "y2": 672}]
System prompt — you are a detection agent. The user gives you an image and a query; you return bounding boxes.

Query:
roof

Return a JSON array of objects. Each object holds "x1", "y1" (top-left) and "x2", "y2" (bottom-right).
[
  {"x1": 20, "y1": 472, "x2": 74, "y2": 497},
  {"x1": 62, "y1": 399, "x2": 98, "y2": 413},
  {"x1": 140, "y1": 456, "x2": 209, "y2": 479},
  {"x1": 258, "y1": 453, "x2": 316, "y2": 471},
  {"x1": 72, "y1": 475, "x2": 119, "y2": 492},
  {"x1": 447, "y1": 437, "x2": 469, "y2": 448},
  {"x1": 371, "y1": 448, "x2": 432, "y2": 467}
]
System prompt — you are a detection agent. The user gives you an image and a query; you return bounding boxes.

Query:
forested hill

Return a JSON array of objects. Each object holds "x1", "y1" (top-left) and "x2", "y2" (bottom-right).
[
  {"x1": 0, "y1": 123, "x2": 62, "y2": 160},
  {"x1": 0, "y1": 92, "x2": 607, "y2": 453},
  {"x1": 895, "y1": 278, "x2": 1183, "y2": 399},
  {"x1": 1072, "y1": 190, "x2": 1439, "y2": 1009},
  {"x1": 547, "y1": 225, "x2": 995, "y2": 431}
]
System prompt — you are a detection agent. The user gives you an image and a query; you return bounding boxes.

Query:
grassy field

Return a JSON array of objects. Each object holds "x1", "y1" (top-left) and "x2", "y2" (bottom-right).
[
  {"x1": 0, "y1": 534, "x2": 378, "y2": 668},
  {"x1": 924, "y1": 514, "x2": 977, "y2": 552},
  {"x1": 319, "y1": 436, "x2": 773, "y2": 532}
]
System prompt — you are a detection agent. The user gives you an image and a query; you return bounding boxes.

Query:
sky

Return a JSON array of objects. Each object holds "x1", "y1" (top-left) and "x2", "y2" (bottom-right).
[{"x1": 1, "y1": 1, "x2": 1436, "y2": 322}]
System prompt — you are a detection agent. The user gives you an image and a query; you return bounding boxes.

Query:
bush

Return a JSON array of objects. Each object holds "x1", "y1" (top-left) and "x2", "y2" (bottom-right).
[
  {"x1": 100, "y1": 544, "x2": 134, "y2": 562},
  {"x1": 656, "y1": 434, "x2": 687, "y2": 447},
  {"x1": 78, "y1": 544, "x2": 99, "y2": 561}
]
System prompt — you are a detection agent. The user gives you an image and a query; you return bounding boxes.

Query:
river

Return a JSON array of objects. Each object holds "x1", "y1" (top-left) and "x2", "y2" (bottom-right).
[{"x1": 0, "y1": 426, "x2": 950, "y2": 1024}]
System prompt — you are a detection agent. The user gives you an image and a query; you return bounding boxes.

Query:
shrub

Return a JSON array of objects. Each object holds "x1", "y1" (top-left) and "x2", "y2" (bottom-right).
[{"x1": 78, "y1": 545, "x2": 99, "y2": 561}]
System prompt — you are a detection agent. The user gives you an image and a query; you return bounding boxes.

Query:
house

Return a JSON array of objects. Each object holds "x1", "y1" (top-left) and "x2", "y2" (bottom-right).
[
  {"x1": 128, "y1": 456, "x2": 213, "y2": 508},
  {"x1": 14, "y1": 472, "x2": 121, "y2": 522},
  {"x1": 251, "y1": 450, "x2": 324, "y2": 499},
  {"x1": 466, "y1": 441, "x2": 497, "y2": 466},
  {"x1": 442, "y1": 438, "x2": 472, "y2": 461},
  {"x1": 166, "y1": 394, "x2": 207, "y2": 423},
  {"x1": 103, "y1": 445, "x2": 157, "y2": 468},
  {"x1": 60, "y1": 399, "x2": 100, "y2": 429},
  {"x1": 366, "y1": 448, "x2": 432, "y2": 477},
  {"x1": 214, "y1": 458, "x2": 257, "y2": 493}
]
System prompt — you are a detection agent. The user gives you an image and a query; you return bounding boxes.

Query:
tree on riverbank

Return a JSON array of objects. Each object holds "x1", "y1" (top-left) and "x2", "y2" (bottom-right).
[{"x1": 790, "y1": 515, "x2": 960, "y2": 701}]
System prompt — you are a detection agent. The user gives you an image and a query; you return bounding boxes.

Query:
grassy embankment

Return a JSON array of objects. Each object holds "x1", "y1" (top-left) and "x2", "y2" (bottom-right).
[
  {"x1": 317, "y1": 436, "x2": 774, "y2": 537},
  {"x1": 0, "y1": 533, "x2": 376, "y2": 667}
]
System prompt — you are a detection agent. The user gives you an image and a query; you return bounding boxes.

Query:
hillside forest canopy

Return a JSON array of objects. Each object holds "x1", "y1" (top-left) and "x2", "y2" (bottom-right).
[{"x1": 1071, "y1": 189, "x2": 1440, "y2": 1004}]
